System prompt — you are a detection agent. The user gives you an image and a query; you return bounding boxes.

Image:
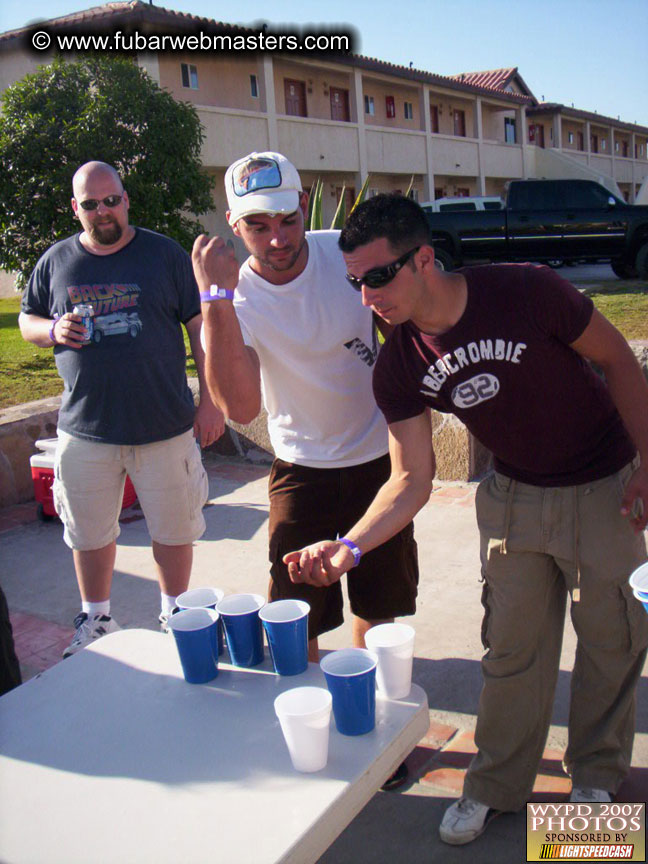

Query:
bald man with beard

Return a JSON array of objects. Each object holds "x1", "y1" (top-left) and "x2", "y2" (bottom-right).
[{"x1": 20, "y1": 161, "x2": 224, "y2": 657}]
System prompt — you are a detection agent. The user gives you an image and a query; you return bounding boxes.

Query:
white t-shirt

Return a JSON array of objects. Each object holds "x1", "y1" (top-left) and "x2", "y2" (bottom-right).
[{"x1": 235, "y1": 230, "x2": 388, "y2": 468}]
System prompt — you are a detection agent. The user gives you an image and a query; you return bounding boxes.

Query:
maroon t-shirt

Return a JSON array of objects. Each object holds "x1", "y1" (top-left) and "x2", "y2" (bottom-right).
[{"x1": 373, "y1": 263, "x2": 635, "y2": 486}]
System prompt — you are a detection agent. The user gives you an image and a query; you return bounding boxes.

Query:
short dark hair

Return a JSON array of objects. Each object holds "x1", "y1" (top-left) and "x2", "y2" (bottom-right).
[{"x1": 339, "y1": 193, "x2": 431, "y2": 254}]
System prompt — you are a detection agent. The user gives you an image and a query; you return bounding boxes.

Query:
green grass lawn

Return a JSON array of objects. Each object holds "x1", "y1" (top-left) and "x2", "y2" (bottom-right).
[
  {"x1": 1, "y1": 286, "x2": 646, "y2": 410},
  {"x1": 0, "y1": 296, "x2": 197, "y2": 409}
]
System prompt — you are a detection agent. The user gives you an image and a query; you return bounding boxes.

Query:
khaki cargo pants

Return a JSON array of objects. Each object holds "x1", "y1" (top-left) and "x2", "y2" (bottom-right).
[{"x1": 463, "y1": 460, "x2": 648, "y2": 811}]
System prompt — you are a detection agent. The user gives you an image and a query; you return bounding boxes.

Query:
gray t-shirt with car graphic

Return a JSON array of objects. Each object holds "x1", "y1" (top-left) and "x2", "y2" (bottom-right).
[{"x1": 22, "y1": 228, "x2": 200, "y2": 445}]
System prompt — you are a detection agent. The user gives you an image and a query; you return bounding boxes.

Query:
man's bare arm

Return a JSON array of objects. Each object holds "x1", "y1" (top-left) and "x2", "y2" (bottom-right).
[
  {"x1": 284, "y1": 411, "x2": 435, "y2": 585},
  {"x1": 192, "y1": 235, "x2": 262, "y2": 424}
]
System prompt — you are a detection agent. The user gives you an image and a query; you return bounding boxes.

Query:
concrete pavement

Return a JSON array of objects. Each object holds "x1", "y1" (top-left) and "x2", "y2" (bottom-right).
[{"x1": 1, "y1": 452, "x2": 647, "y2": 863}]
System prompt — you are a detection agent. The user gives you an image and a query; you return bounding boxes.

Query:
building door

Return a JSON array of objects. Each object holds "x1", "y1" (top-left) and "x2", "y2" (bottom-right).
[
  {"x1": 330, "y1": 87, "x2": 350, "y2": 122},
  {"x1": 529, "y1": 124, "x2": 545, "y2": 148},
  {"x1": 284, "y1": 79, "x2": 307, "y2": 117},
  {"x1": 453, "y1": 109, "x2": 466, "y2": 137},
  {"x1": 591, "y1": 134, "x2": 599, "y2": 154}
]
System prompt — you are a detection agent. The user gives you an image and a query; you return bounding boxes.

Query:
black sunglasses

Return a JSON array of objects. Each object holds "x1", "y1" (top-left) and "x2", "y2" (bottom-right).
[
  {"x1": 346, "y1": 246, "x2": 420, "y2": 291},
  {"x1": 78, "y1": 194, "x2": 123, "y2": 211}
]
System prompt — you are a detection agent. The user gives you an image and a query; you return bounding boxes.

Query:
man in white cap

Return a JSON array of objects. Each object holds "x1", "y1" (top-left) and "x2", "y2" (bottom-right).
[{"x1": 193, "y1": 155, "x2": 418, "y2": 790}]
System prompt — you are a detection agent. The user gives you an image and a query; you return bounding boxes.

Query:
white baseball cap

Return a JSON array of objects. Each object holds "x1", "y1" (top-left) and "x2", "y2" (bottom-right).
[{"x1": 225, "y1": 152, "x2": 302, "y2": 225}]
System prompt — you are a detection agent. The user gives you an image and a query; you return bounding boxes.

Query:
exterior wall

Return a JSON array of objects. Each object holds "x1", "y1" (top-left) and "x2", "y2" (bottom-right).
[
  {"x1": 272, "y1": 60, "x2": 353, "y2": 122},
  {"x1": 1, "y1": 34, "x2": 647, "y2": 217},
  {"x1": 481, "y1": 107, "x2": 517, "y2": 142},
  {"x1": 361, "y1": 76, "x2": 421, "y2": 130},
  {"x1": 158, "y1": 55, "x2": 263, "y2": 111},
  {"x1": 366, "y1": 128, "x2": 427, "y2": 174}
]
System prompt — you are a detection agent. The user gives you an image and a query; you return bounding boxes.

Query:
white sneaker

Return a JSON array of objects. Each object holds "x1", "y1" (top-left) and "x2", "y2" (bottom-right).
[
  {"x1": 570, "y1": 787, "x2": 612, "y2": 803},
  {"x1": 62, "y1": 612, "x2": 121, "y2": 658},
  {"x1": 439, "y1": 797, "x2": 498, "y2": 845}
]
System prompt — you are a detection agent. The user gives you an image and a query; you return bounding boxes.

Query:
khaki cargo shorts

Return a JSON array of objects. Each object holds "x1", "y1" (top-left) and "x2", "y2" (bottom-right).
[{"x1": 53, "y1": 429, "x2": 209, "y2": 550}]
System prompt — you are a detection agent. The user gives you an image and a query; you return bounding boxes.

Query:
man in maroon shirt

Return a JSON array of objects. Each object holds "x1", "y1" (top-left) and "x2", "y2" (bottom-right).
[{"x1": 284, "y1": 194, "x2": 648, "y2": 845}]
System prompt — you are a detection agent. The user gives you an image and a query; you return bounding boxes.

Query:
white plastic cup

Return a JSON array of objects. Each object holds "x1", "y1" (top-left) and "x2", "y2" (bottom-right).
[
  {"x1": 364, "y1": 623, "x2": 415, "y2": 700},
  {"x1": 274, "y1": 686, "x2": 332, "y2": 772}
]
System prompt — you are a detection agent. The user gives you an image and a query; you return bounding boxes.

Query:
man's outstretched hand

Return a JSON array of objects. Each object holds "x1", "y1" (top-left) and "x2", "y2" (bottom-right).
[{"x1": 283, "y1": 541, "x2": 356, "y2": 586}]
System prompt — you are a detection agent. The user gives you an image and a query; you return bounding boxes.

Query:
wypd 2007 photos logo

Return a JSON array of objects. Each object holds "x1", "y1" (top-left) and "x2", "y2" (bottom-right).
[{"x1": 527, "y1": 803, "x2": 645, "y2": 861}]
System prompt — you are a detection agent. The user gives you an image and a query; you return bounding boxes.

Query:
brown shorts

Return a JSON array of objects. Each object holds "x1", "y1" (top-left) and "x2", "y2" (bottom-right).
[{"x1": 268, "y1": 454, "x2": 419, "y2": 640}]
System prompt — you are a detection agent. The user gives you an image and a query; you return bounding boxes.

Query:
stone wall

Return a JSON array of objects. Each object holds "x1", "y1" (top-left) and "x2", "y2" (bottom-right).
[{"x1": 2, "y1": 341, "x2": 646, "y2": 509}]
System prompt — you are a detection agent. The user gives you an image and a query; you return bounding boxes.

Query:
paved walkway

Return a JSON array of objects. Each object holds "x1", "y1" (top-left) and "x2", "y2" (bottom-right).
[{"x1": 2, "y1": 454, "x2": 647, "y2": 863}]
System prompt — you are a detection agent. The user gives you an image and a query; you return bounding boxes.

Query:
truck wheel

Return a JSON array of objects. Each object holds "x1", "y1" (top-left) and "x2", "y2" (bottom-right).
[
  {"x1": 635, "y1": 244, "x2": 648, "y2": 280},
  {"x1": 611, "y1": 258, "x2": 637, "y2": 279},
  {"x1": 433, "y1": 248, "x2": 454, "y2": 271}
]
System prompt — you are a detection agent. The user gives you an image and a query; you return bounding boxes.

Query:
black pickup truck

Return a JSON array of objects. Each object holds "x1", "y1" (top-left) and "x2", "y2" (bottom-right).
[{"x1": 423, "y1": 179, "x2": 648, "y2": 279}]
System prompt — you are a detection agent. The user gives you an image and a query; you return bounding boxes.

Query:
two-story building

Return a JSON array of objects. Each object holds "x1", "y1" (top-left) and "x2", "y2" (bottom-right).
[{"x1": 1, "y1": 0, "x2": 647, "y2": 241}]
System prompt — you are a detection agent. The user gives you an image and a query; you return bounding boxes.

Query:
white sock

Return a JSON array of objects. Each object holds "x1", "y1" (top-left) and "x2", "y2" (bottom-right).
[
  {"x1": 161, "y1": 593, "x2": 177, "y2": 615},
  {"x1": 82, "y1": 600, "x2": 111, "y2": 618}
]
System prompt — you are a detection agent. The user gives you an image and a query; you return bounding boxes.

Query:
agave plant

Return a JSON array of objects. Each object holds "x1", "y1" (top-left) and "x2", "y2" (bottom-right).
[{"x1": 307, "y1": 174, "x2": 371, "y2": 231}]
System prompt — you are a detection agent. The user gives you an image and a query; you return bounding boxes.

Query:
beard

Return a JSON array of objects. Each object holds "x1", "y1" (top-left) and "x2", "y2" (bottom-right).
[
  {"x1": 88, "y1": 218, "x2": 123, "y2": 246},
  {"x1": 258, "y1": 238, "x2": 306, "y2": 272}
]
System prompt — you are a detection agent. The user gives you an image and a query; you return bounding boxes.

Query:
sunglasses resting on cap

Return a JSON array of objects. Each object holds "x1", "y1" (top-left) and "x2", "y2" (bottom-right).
[{"x1": 346, "y1": 246, "x2": 420, "y2": 291}]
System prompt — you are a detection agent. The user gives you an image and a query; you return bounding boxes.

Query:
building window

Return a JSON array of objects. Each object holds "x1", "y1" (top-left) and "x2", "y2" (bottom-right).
[
  {"x1": 601, "y1": 138, "x2": 606, "y2": 150},
  {"x1": 364, "y1": 95, "x2": 375, "y2": 115},
  {"x1": 568, "y1": 132, "x2": 574, "y2": 144},
  {"x1": 181, "y1": 63, "x2": 198, "y2": 90},
  {"x1": 386, "y1": 96, "x2": 395, "y2": 119},
  {"x1": 250, "y1": 74, "x2": 258, "y2": 98},
  {"x1": 404, "y1": 101, "x2": 414, "y2": 120},
  {"x1": 615, "y1": 141, "x2": 619, "y2": 152},
  {"x1": 430, "y1": 105, "x2": 439, "y2": 133},
  {"x1": 504, "y1": 117, "x2": 516, "y2": 144}
]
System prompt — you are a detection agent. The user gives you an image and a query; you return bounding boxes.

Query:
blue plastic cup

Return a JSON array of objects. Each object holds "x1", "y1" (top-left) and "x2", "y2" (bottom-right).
[
  {"x1": 629, "y1": 562, "x2": 648, "y2": 596},
  {"x1": 176, "y1": 587, "x2": 225, "y2": 655},
  {"x1": 320, "y1": 648, "x2": 378, "y2": 736},
  {"x1": 216, "y1": 593, "x2": 265, "y2": 667},
  {"x1": 259, "y1": 599, "x2": 310, "y2": 676},
  {"x1": 632, "y1": 589, "x2": 648, "y2": 614},
  {"x1": 167, "y1": 608, "x2": 219, "y2": 684}
]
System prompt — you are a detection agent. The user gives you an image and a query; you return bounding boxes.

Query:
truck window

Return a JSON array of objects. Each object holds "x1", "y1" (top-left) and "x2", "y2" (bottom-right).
[
  {"x1": 439, "y1": 202, "x2": 477, "y2": 211},
  {"x1": 563, "y1": 182, "x2": 614, "y2": 209},
  {"x1": 483, "y1": 201, "x2": 503, "y2": 210},
  {"x1": 509, "y1": 182, "x2": 563, "y2": 210}
]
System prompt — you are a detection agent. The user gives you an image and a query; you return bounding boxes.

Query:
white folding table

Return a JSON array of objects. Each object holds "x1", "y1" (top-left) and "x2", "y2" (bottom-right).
[{"x1": 0, "y1": 629, "x2": 429, "y2": 864}]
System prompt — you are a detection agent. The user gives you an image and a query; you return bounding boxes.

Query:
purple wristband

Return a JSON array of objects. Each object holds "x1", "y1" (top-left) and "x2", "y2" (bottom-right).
[
  {"x1": 339, "y1": 537, "x2": 362, "y2": 568},
  {"x1": 200, "y1": 286, "x2": 234, "y2": 302},
  {"x1": 48, "y1": 315, "x2": 60, "y2": 344}
]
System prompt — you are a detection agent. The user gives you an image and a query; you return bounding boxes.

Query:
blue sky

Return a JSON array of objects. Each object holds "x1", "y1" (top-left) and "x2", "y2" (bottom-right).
[{"x1": 3, "y1": 0, "x2": 647, "y2": 127}]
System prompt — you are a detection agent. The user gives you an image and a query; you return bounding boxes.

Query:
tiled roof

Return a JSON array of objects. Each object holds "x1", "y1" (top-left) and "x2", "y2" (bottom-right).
[
  {"x1": 451, "y1": 67, "x2": 537, "y2": 101},
  {"x1": 452, "y1": 68, "x2": 517, "y2": 90},
  {"x1": 342, "y1": 55, "x2": 533, "y2": 103},
  {"x1": 0, "y1": 1, "x2": 252, "y2": 43},
  {"x1": 0, "y1": 1, "x2": 534, "y2": 105},
  {"x1": 528, "y1": 102, "x2": 648, "y2": 135}
]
